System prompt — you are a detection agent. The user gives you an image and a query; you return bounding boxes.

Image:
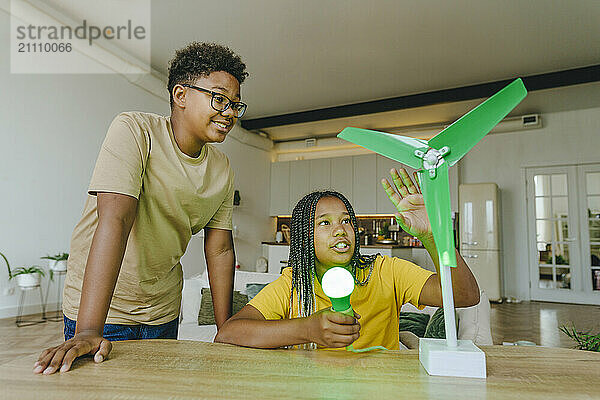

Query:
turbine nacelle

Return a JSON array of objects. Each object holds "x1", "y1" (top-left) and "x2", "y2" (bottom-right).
[{"x1": 414, "y1": 146, "x2": 450, "y2": 178}]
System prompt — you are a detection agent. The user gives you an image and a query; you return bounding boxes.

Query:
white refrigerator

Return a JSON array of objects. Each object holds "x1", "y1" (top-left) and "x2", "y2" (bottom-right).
[{"x1": 459, "y1": 183, "x2": 502, "y2": 302}]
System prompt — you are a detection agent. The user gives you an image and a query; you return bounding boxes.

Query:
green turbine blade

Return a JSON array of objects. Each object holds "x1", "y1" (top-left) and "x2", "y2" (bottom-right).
[
  {"x1": 338, "y1": 127, "x2": 428, "y2": 170},
  {"x1": 428, "y1": 78, "x2": 527, "y2": 166},
  {"x1": 417, "y1": 161, "x2": 458, "y2": 347},
  {"x1": 417, "y1": 162, "x2": 457, "y2": 269}
]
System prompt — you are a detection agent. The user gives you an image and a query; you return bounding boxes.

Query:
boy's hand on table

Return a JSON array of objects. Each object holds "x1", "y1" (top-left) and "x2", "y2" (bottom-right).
[
  {"x1": 307, "y1": 309, "x2": 361, "y2": 348},
  {"x1": 33, "y1": 331, "x2": 111, "y2": 375},
  {"x1": 381, "y1": 167, "x2": 433, "y2": 241}
]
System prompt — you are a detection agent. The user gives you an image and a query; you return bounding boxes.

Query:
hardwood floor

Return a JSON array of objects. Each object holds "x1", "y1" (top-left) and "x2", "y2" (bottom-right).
[
  {"x1": 1, "y1": 301, "x2": 599, "y2": 366},
  {"x1": 0, "y1": 313, "x2": 63, "y2": 366},
  {"x1": 490, "y1": 301, "x2": 600, "y2": 348}
]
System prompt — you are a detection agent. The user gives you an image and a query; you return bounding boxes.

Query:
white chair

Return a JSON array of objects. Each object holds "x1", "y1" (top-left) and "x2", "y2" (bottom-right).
[
  {"x1": 399, "y1": 290, "x2": 493, "y2": 349},
  {"x1": 178, "y1": 270, "x2": 280, "y2": 341}
]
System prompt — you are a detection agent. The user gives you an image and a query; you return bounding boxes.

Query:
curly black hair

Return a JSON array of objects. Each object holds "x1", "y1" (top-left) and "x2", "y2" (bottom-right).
[{"x1": 167, "y1": 42, "x2": 249, "y2": 107}]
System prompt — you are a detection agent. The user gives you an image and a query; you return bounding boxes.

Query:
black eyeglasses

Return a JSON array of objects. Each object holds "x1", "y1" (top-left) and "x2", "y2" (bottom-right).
[{"x1": 182, "y1": 84, "x2": 247, "y2": 118}]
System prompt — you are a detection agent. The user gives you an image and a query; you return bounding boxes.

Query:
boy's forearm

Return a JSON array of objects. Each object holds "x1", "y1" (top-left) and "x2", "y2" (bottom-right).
[
  {"x1": 76, "y1": 216, "x2": 133, "y2": 334},
  {"x1": 205, "y1": 249, "x2": 235, "y2": 329},
  {"x1": 215, "y1": 317, "x2": 311, "y2": 348}
]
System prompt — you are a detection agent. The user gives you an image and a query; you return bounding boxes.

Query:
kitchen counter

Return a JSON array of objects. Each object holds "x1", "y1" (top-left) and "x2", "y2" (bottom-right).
[
  {"x1": 261, "y1": 241, "x2": 423, "y2": 249},
  {"x1": 363, "y1": 244, "x2": 424, "y2": 249},
  {"x1": 262, "y1": 242, "x2": 435, "y2": 273}
]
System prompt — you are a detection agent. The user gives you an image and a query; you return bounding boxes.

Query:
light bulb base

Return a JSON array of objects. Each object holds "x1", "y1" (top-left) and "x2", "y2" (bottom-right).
[
  {"x1": 329, "y1": 294, "x2": 352, "y2": 315},
  {"x1": 330, "y1": 305, "x2": 354, "y2": 317}
]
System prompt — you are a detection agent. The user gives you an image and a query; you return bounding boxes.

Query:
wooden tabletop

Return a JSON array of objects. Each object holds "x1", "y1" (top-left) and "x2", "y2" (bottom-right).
[{"x1": 1, "y1": 340, "x2": 599, "y2": 399}]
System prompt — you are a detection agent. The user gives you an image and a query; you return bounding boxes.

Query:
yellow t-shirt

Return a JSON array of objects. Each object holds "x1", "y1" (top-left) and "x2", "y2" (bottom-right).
[
  {"x1": 248, "y1": 255, "x2": 434, "y2": 350},
  {"x1": 63, "y1": 111, "x2": 234, "y2": 325}
]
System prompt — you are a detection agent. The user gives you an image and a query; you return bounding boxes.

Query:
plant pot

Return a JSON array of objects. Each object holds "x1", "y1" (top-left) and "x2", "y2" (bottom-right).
[
  {"x1": 16, "y1": 273, "x2": 41, "y2": 288},
  {"x1": 50, "y1": 260, "x2": 67, "y2": 272}
]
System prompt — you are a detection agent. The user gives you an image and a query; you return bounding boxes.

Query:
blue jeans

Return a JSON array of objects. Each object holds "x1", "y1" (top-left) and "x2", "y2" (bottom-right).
[{"x1": 63, "y1": 315, "x2": 179, "y2": 341}]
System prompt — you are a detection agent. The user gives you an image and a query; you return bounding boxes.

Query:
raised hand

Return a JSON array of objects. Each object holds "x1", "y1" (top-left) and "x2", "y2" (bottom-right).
[{"x1": 381, "y1": 167, "x2": 432, "y2": 240}]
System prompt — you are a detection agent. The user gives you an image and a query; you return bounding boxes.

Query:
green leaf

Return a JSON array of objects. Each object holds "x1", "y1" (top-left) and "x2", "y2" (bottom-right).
[
  {"x1": 10, "y1": 265, "x2": 45, "y2": 278},
  {"x1": 0, "y1": 251, "x2": 11, "y2": 279},
  {"x1": 560, "y1": 324, "x2": 600, "y2": 352}
]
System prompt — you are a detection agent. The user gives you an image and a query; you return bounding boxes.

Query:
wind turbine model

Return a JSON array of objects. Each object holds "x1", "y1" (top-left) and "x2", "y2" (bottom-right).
[{"x1": 338, "y1": 78, "x2": 527, "y2": 378}]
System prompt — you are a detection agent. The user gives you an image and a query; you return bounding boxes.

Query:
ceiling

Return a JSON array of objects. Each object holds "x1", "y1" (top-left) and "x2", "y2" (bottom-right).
[
  {"x1": 259, "y1": 81, "x2": 600, "y2": 141},
  {"x1": 45, "y1": 0, "x2": 600, "y2": 140}
]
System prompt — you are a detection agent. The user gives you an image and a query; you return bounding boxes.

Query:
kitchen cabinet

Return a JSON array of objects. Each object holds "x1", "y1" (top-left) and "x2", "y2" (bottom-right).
[
  {"x1": 352, "y1": 154, "x2": 377, "y2": 213},
  {"x1": 269, "y1": 154, "x2": 431, "y2": 216},
  {"x1": 461, "y1": 249, "x2": 501, "y2": 301},
  {"x1": 330, "y1": 156, "x2": 353, "y2": 199},
  {"x1": 290, "y1": 160, "x2": 310, "y2": 208},
  {"x1": 459, "y1": 183, "x2": 501, "y2": 301},
  {"x1": 459, "y1": 183, "x2": 500, "y2": 251},
  {"x1": 263, "y1": 244, "x2": 434, "y2": 274},
  {"x1": 409, "y1": 247, "x2": 436, "y2": 273},
  {"x1": 309, "y1": 158, "x2": 331, "y2": 191},
  {"x1": 363, "y1": 247, "x2": 435, "y2": 272},
  {"x1": 360, "y1": 247, "x2": 412, "y2": 259},
  {"x1": 270, "y1": 161, "x2": 290, "y2": 216}
]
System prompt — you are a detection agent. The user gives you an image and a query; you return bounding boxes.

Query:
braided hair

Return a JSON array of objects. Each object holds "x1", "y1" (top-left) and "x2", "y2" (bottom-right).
[{"x1": 288, "y1": 191, "x2": 378, "y2": 322}]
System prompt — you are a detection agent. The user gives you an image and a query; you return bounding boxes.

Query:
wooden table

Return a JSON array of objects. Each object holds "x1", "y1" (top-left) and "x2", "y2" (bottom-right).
[{"x1": 1, "y1": 340, "x2": 599, "y2": 399}]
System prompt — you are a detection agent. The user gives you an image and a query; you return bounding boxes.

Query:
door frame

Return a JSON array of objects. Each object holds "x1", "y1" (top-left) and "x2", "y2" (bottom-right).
[
  {"x1": 577, "y1": 164, "x2": 600, "y2": 299},
  {"x1": 526, "y1": 164, "x2": 600, "y2": 304}
]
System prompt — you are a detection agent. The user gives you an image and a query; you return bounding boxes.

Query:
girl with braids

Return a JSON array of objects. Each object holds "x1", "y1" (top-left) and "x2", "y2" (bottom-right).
[{"x1": 216, "y1": 167, "x2": 480, "y2": 350}]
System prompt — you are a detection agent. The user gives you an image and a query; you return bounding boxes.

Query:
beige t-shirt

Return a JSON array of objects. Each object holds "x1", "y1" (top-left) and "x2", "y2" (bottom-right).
[{"x1": 63, "y1": 111, "x2": 234, "y2": 325}]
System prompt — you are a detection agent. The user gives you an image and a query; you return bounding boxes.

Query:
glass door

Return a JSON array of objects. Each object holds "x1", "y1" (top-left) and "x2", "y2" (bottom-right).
[
  {"x1": 527, "y1": 164, "x2": 600, "y2": 304},
  {"x1": 578, "y1": 165, "x2": 600, "y2": 298},
  {"x1": 527, "y1": 166, "x2": 582, "y2": 303}
]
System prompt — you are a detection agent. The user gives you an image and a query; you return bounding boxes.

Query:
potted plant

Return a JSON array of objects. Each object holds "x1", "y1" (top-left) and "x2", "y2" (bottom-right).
[
  {"x1": 560, "y1": 324, "x2": 600, "y2": 352},
  {"x1": 41, "y1": 252, "x2": 68, "y2": 272},
  {"x1": 3, "y1": 251, "x2": 50, "y2": 288},
  {"x1": 11, "y1": 265, "x2": 46, "y2": 288},
  {"x1": 1, "y1": 251, "x2": 11, "y2": 280}
]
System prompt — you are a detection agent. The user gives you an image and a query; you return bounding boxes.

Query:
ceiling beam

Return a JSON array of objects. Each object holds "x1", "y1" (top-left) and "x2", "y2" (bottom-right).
[{"x1": 241, "y1": 64, "x2": 600, "y2": 130}]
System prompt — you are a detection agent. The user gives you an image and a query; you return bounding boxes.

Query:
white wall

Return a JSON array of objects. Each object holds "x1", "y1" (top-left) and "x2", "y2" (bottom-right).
[
  {"x1": 0, "y1": 8, "x2": 272, "y2": 318},
  {"x1": 458, "y1": 105, "x2": 599, "y2": 300},
  {"x1": 0, "y1": 11, "x2": 162, "y2": 318}
]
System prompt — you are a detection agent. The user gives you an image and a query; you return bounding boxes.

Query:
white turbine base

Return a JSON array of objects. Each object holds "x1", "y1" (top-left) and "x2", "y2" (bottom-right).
[{"x1": 419, "y1": 338, "x2": 486, "y2": 379}]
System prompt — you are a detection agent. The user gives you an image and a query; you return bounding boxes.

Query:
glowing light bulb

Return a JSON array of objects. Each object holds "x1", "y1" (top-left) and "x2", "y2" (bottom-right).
[{"x1": 321, "y1": 267, "x2": 355, "y2": 316}]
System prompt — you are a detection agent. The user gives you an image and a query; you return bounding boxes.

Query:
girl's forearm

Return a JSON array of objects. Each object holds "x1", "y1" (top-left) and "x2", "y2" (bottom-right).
[
  {"x1": 215, "y1": 317, "x2": 312, "y2": 348},
  {"x1": 420, "y1": 233, "x2": 480, "y2": 307}
]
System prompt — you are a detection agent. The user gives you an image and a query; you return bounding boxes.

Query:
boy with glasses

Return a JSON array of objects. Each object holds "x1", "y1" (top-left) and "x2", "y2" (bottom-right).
[{"x1": 34, "y1": 42, "x2": 248, "y2": 375}]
